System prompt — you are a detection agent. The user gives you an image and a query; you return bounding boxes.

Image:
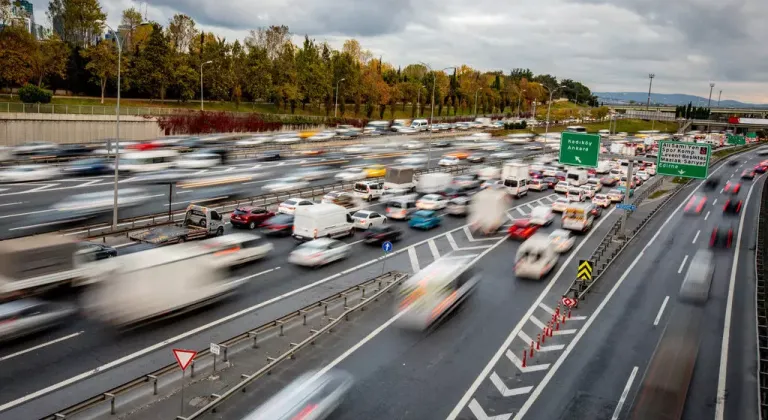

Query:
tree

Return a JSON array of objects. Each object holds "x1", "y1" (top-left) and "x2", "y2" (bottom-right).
[
  {"x1": 32, "y1": 35, "x2": 70, "y2": 86},
  {"x1": 591, "y1": 106, "x2": 610, "y2": 120},
  {"x1": 119, "y1": 7, "x2": 143, "y2": 51},
  {"x1": 54, "y1": 0, "x2": 107, "y2": 48},
  {"x1": 509, "y1": 68, "x2": 533, "y2": 82},
  {"x1": 167, "y1": 14, "x2": 197, "y2": 53},
  {"x1": 131, "y1": 23, "x2": 170, "y2": 99},
  {"x1": 0, "y1": 25, "x2": 36, "y2": 89},
  {"x1": 246, "y1": 25, "x2": 290, "y2": 61},
  {"x1": 80, "y1": 40, "x2": 117, "y2": 103}
]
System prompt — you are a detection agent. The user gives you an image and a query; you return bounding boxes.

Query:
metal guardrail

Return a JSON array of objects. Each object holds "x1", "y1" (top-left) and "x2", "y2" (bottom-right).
[
  {"x1": 42, "y1": 270, "x2": 408, "y2": 420},
  {"x1": 756, "y1": 176, "x2": 768, "y2": 418},
  {"x1": 565, "y1": 144, "x2": 763, "y2": 300}
]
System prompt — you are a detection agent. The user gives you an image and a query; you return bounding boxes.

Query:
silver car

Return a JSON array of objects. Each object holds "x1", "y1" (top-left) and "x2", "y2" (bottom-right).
[
  {"x1": 0, "y1": 299, "x2": 77, "y2": 342},
  {"x1": 241, "y1": 370, "x2": 354, "y2": 420},
  {"x1": 679, "y1": 249, "x2": 715, "y2": 304}
]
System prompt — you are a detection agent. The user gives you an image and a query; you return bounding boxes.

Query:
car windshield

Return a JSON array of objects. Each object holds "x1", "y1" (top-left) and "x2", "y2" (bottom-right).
[{"x1": 352, "y1": 211, "x2": 370, "y2": 218}]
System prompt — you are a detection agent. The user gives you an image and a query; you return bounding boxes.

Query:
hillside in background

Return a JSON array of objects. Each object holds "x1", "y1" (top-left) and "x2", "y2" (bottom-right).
[{"x1": 594, "y1": 92, "x2": 768, "y2": 108}]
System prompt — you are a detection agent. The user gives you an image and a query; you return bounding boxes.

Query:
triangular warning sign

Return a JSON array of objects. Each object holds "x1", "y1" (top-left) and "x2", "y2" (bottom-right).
[{"x1": 173, "y1": 348, "x2": 197, "y2": 371}]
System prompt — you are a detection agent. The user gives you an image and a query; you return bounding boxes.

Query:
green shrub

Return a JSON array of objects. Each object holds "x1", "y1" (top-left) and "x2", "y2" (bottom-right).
[{"x1": 18, "y1": 84, "x2": 53, "y2": 104}]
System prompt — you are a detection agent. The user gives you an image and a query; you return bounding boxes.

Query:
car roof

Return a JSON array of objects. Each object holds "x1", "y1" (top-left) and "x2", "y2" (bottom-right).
[
  {"x1": 354, "y1": 210, "x2": 373, "y2": 216},
  {"x1": 200, "y1": 233, "x2": 262, "y2": 247},
  {"x1": 550, "y1": 229, "x2": 570, "y2": 237},
  {"x1": 303, "y1": 238, "x2": 336, "y2": 246},
  {"x1": 0, "y1": 298, "x2": 44, "y2": 317}
]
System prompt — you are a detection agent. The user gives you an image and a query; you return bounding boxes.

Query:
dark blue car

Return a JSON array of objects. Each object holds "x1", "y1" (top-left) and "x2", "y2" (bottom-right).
[{"x1": 63, "y1": 158, "x2": 112, "y2": 176}]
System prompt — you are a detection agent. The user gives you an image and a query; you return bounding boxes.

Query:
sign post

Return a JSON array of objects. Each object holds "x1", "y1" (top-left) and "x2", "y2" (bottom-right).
[
  {"x1": 173, "y1": 348, "x2": 197, "y2": 417},
  {"x1": 656, "y1": 141, "x2": 711, "y2": 179},
  {"x1": 559, "y1": 132, "x2": 601, "y2": 168},
  {"x1": 210, "y1": 343, "x2": 220, "y2": 372},
  {"x1": 381, "y1": 241, "x2": 393, "y2": 274}
]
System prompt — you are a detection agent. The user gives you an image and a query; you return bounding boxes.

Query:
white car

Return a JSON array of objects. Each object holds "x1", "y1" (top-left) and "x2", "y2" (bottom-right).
[
  {"x1": 645, "y1": 166, "x2": 656, "y2": 176},
  {"x1": 439, "y1": 156, "x2": 461, "y2": 166},
  {"x1": 288, "y1": 238, "x2": 351, "y2": 267},
  {"x1": 551, "y1": 197, "x2": 570, "y2": 213},
  {"x1": 335, "y1": 168, "x2": 367, "y2": 181},
  {"x1": 490, "y1": 150, "x2": 516, "y2": 159},
  {"x1": 397, "y1": 154, "x2": 428, "y2": 166},
  {"x1": 263, "y1": 177, "x2": 309, "y2": 193},
  {"x1": 236, "y1": 135, "x2": 272, "y2": 146},
  {"x1": 636, "y1": 171, "x2": 650, "y2": 181},
  {"x1": 273, "y1": 133, "x2": 301, "y2": 144},
  {"x1": 343, "y1": 145, "x2": 372, "y2": 154},
  {"x1": 481, "y1": 179, "x2": 503, "y2": 189},
  {"x1": 592, "y1": 193, "x2": 611, "y2": 208},
  {"x1": 529, "y1": 206, "x2": 555, "y2": 226},
  {"x1": 176, "y1": 152, "x2": 222, "y2": 169},
  {"x1": 277, "y1": 198, "x2": 314, "y2": 214},
  {"x1": 416, "y1": 194, "x2": 448, "y2": 210},
  {"x1": 309, "y1": 131, "x2": 336, "y2": 141},
  {"x1": 548, "y1": 229, "x2": 576, "y2": 253},
  {"x1": 351, "y1": 210, "x2": 387, "y2": 229},
  {"x1": 199, "y1": 233, "x2": 273, "y2": 267},
  {"x1": 0, "y1": 165, "x2": 60, "y2": 183},
  {"x1": 580, "y1": 185, "x2": 596, "y2": 199},
  {"x1": 554, "y1": 182, "x2": 570, "y2": 194},
  {"x1": 528, "y1": 179, "x2": 548, "y2": 192},
  {"x1": 403, "y1": 141, "x2": 425, "y2": 150}
]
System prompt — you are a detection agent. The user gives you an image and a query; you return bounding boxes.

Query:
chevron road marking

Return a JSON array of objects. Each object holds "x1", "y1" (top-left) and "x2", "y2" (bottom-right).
[
  {"x1": 490, "y1": 372, "x2": 534, "y2": 397},
  {"x1": 506, "y1": 349, "x2": 550, "y2": 373},
  {"x1": 468, "y1": 399, "x2": 512, "y2": 420}
]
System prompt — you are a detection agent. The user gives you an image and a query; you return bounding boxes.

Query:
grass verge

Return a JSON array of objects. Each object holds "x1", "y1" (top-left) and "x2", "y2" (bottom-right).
[{"x1": 648, "y1": 189, "x2": 670, "y2": 199}]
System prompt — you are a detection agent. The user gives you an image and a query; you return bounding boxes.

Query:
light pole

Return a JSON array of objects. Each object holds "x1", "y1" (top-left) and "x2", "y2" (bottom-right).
[
  {"x1": 419, "y1": 62, "x2": 456, "y2": 168},
  {"x1": 200, "y1": 60, "x2": 212, "y2": 111},
  {"x1": 708, "y1": 83, "x2": 715, "y2": 108},
  {"x1": 516, "y1": 89, "x2": 526, "y2": 118},
  {"x1": 334, "y1": 78, "x2": 345, "y2": 117},
  {"x1": 646, "y1": 73, "x2": 655, "y2": 110},
  {"x1": 98, "y1": 21, "x2": 122, "y2": 230},
  {"x1": 542, "y1": 84, "x2": 562, "y2": 150},
  {"x1": 473, "y1": 88, "x2": 481, "y2": 118},
  {"x1": 717, "y1": 90, "x2": 722, "y2": 107}
]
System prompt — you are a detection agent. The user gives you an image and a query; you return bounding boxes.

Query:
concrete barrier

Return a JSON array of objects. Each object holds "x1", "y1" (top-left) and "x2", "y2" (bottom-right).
[{"x1": 0, "y1": 113, "x2": 163, "y2": 145}]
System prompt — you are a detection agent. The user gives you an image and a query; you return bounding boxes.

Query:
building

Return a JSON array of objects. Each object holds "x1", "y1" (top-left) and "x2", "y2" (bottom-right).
[{"x1": 0, "y1": 0, "x2": 51, "y2": 40}]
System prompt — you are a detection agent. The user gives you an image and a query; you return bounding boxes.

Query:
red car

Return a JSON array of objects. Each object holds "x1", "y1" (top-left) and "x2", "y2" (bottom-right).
[
  {"x1": 742, "y1": 170, "x2": 756, "y2": 180},
  {"x1": 755, "y1": 164, "x2": 767, "y2": 174},
  {"x1": 710, "y1": 226, "x2": 733, "y2": 248},
  {"x1": 508, "y1": 219, "x2": 540, "y2": 240},
  {"x1": 723, "y1": 181, "x2": 741, "y2": 194},
  {"x1": 723, "y1": 199, "x2": 743, "y2": 215},
  {"x1": 684, "y1": 194, "x2": 708, "y2": 215},
  {"x1": 230, "y1": 206, "x2": 275, "y2": 229}
]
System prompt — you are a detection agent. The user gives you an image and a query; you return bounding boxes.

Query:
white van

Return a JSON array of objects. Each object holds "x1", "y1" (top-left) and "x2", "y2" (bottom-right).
[
  {"x1": 567, "y1": 187, "x2": 585, "y2": 202},
  {"x1": 515, "y1": 234, "x2": 559, "y2": 280},
  {"x1": 120, "y1": 150, "x2": 179, "y2": 173},
  {"x1": 562, "y1": 203, "x2": 595, "y2": 232},
  {"x1": 565, "y1": 169, "x2": 587, "y2": 186},
  {"x1": 292, "y1": 203, "x2": 354, "y2": 241},
  {"x1": 354, "y1": 181, "x2": 384, "y2": 201},
  {"x1": 411, "y1": 119, "x2": 430, "y2": 131},
  {"x1": 595, "y1": 161, "x2": 611, "y2": 174},
  {"x1": 417, "y1": 172, "x2": 452, "y2": 194}
]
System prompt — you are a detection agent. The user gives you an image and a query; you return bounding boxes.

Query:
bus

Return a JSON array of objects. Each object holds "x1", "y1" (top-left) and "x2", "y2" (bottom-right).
[{"x1": 120, "y1": 150, "x2": 179, "y2": 173}]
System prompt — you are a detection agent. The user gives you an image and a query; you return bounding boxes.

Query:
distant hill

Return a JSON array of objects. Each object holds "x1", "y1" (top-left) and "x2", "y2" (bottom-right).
[{"x1": 594, "y1": 92, "x2": 768, "y2": 108}]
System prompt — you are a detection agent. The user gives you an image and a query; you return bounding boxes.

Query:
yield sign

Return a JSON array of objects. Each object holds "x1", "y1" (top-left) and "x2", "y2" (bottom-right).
[{"x1": 173, "y1": 348, "x2": 197, "y2": 371}]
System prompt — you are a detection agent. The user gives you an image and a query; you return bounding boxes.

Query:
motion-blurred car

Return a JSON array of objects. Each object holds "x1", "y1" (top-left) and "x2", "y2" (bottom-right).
[
  {"x1": 402, "y1": 141, "x2": 424, "y2": 150},
  {"x1": 263, "y1": 177, "x2": 310, "y2": 193},
  {"x1": 240, "y1": 369, "x2": 353, "y2": 420},
  {"x1": 294, "y1": 166, "x2": 335, "y2": 181},
  {"x1": 710, "y1": 225, "x2": 733, "y2": 248},
  {"x1": 235, "y1": 135, "x2": 272, "y2": 147},
  {"x1": 683, "y1": 194, "x2": 708, "y2": 215},
  {"x1": 199, "y1": 232, "x2": 273, "y2": 268},
  {"x1": 580, "y1": 184, "x2": 597, "y2": 199},
  {"x1": 606, "y1": 189, "x2": 625, "y2": 203},
  {"x1": 551, "y1": 197, "x2": 571, "y2": 213},
  {"x1": 742, "y1": 170, "x2": 756, "y2": 180},
  {"x1": 529, "y1": 206, "x2": 555, "y2": 226},
  {"x1": 548, "y1": 229, "x2": 575, "y2": 253},
  {"x1": 321, "y1": 191, "x2": 355, "y2": 207},
  {"x1": 257, "y1": 150, "x2": 281, "y2": 161},
  {"x1": 176, "y1": 152, "x2": 222, "y2": 169},
  {"x1": 679, "y1": 249, "x2": 715, "y2": 304},
  {"x1": 397, "y1": 154, "x2": 428, "y2": 166},
  {"x1": 723, "y1": 181, "x2": 741, "y2": 194},
  {"x1": 335, "y1": 167, "x2": 367, "y2": 181},
  {"x1": 508, "y1": 219, "x2": 540, "y2": 240},
  {"x1": 408, "y1": 210, "x2": 442, "y2": 229},
  {"x1": 416, "y1": 194, "x2": 448, "y2": 210},
  {"x1": 308, "y1": 130, "x2": 337, "y2": 141},
  {"x1": 490, "y1": 150, "x2": 517, "y2": 159},
  {"x1": 467, "y1": 153, "x2": 487, "y2": 163},
  {"x1": 588, "y1": 204, "x2": 603, "y2": 218},
  {"x1": 0, "y1": 165, "x2": 60, "y2": 183},
  {"x1": 528, "y1": 179, "x2": 548, "y2": 192},
  {"x1": 439, "y1": 156, "x2": 461, "y2": 166},
  {"x1": 0, "y1": 299, "x2": 77, "y2": 342},
  {"x1": 288, "y1": 238, "x2": 351, "y2": 267},
  {"x1": 722, "y1": 198, "x2": 743, "y2": 214},
  {"x1": 14, "y1": 141, "x2": 59, "y2": 156},
  {"x1": 727, "y1": 159, "x2": 739, "y2": 167},
  {"x1": 704, "y1": 176, "x2": 720, "y2": 190},
  {"x1": 600, "y1": 175, "x2": 617, "y2": 187},
  {"x1": 260, "y1": 214, "x2": 294, "y2": 236},
  {"x1": 63, "y1": 158, "x2": 112, "y2": 176},
  {"x1": 542, "y1": 177, "x2": 559, "y2": 189},
  {"x1": 278, "y1": 198, "x2": 314, "y2": 215},
  {"x1": 755, "y1": 164, "x2": 767, "y2": 174},
  {"x1": 453, "y1": 174, "x2": 481, "y2": 190},
  {"x1": 446, "y1": 196, "x2": 471, "y2": 216},
  {"x1": 446, "y1": 151, "x2": 470, "y2": 160},
  {"x1": 364, "y1": 225, "x2": 403, "y2": 244},
  {"x1": 433, "y1": 140, "x2": 451, "y2": 148},
  {"x1": 592, "y1": 193, "x2": 611, "y2": 208},
  {"x1": 75, "y1": 242, "x2": 117, "y2": 262},
  {"x1": 364, "y1": 165, "x2": 386, "y2": 178},
  {"x1": 351, "y1": 210, "x2": 387, "y2": 229},
  {"x1": 273, "y1": 133, "x2": 301, "y2": 144},
  {"x1": 616, "y1": 185, "x2": 634, "y2": 197},
  {"x1": 230, "y1": 206, "x2": 275, "y2": 230}
]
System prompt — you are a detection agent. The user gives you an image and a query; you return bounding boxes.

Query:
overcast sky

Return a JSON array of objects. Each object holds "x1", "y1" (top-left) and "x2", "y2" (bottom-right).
[{"x1": 30, "y1": 0, "x2": 768, "y2": 103}]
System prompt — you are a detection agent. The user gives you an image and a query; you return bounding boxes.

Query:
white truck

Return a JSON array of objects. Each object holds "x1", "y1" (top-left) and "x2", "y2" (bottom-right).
[
  {"x1": 468, "y1": 187, "x2": 511, "y2": 235},
  {"x1": 502, "y1": 162, "x2": 529, "y2": 197},
  {"x1": 565, "y1": 169, "x2": 588, "y2": 186},
  {"x1": 82, "y1": 245, "x2": 244, "y2": 327},
  {"x1": 292, "y1": 203, "x2": 355, "y2": 241},
  {"x1": 416, "y1": 172, "x2": 452, "y2": 194},
  {"x1": 561, "y1": 202, "x2": 595, "y2": 233},
  {"x1": 383, "y1": 166, "x2": 416, "y2": 192}
]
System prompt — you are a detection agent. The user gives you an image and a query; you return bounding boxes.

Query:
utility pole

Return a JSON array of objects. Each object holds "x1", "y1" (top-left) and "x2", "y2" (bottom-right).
[
  {"x1": 420, "y1": 63, "x2": 456, "y2": 169},
  {"x1": 646, "y1": 74, "x2": 655, "y2": 110},
  {"x1": 543, "y1": 85, "x2": 561, "y2": 151},
  {"x1": 516, "y1": 89, "x2": 526, "y2": 118},
  {"x1": 334, "y1": 78, "x2": 345, "y2": 117},
  {"x1": 708, "y1": 83, "x2": 715, "y2": 108},
  {"x1": 200, "y1": 60, "x2": 213, "y2": 111},
  {"x1": 717, "y1": 90, "x2": 722, "y2": 107}
]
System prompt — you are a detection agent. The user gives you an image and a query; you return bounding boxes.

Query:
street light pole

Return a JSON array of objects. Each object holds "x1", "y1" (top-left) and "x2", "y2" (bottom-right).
[
  {"x1": 708, "y1": 83, "x2": 715, "y2": 108},
  {"x1": 200, "y1": 60, "x2": 212, "y2": 111},
  {"x1": 646, "y1": 73, "x2": 655, "y2": 110},
  {"x1": 99, "y1": 22, "x2": 122, "y2": 230},
  {"x1": 473, "y1": 88, "x2": 480, "y2": 118},
  {"x1": 334, "y1": 78, "x2": 345, "y2": 118},
  {"x1": 543, "y1": 85, "x2": 561, "y2": 150},
  {"x1": 717, "y1": 90, "x2": 722, "y2": 107},
  {"x1": 516, "y1": 89, "x2": 526, "y2": 118},
  {"x1": 420, "y1": 63, "x2": 456, "y2": 169}
]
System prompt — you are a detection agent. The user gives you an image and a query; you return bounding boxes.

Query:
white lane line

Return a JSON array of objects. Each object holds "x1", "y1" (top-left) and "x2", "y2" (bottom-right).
[
  {"x1": 25, "y1": 183, "x2": 59, "y2": 193},
  {"x1": 446, "y1": 208, "x2": 619, "y2": 419},
  {"x1": 0, "y1": 202, "x2": 23, "y2": 207},
  {"x1": 428, "y1": 239, "x2": 441, "y2": 261},
  {"x1": 506, "y1": 349, "x2": 550, "y2": 372},
  {"x1": 677, "y1": 255, "x2": 689, "y2": 274},
  {"x1": 716, "y1": 173, "x2": 763, "y2": 420},
  {"x1": 446, "y1": 232, "x2": 459, "y2": 250},
  {"x1": 468, "y1": 399, "x2": 511, "y2": 420},
  {"x1": 529, "y1": 315, "x2": 547, "y2": 330},
  {"x1": 408, "y1": 247, "x2": 420, "y2": 273},
  {"x1": 243, "y1": 180, "x2": 271, "y2": 185},
  {"x1": 720, "y1": 188, "x2": 724, "y2": 193},
  {"x1": 611, "y1": 366, "x2": 639, "y2": 420},
  {"x1": 177, "y1": 190, "x2": 193, "y2": 195},
  {"x1": 525, "y1": 204, "x2": 535, "y2": 212},
  {"x1": 653, "y1": 296, "x2": 670, "y2": 326},
  {"x1": 490, "y1": 372, "x2": 534, "y2": 397},
  {"x1": 692, "y1": 230, "x2": 700, "y2": 244},
  {"x1": 705, "y1": 210, "x2": 711, "y2": 220},
  {"x1": 552, "y1": 328, "x2": 577, "y2": 336},
  {"x1": 516, "y1": 208, "x2": 527, "y2": 216},
  {"x1": 75, "y1": 179, "x2": 102, "y2": 187},
  {"x1": 0, "y1": 208, "x2": 52, "y2": 219},
  {"x1": 538, "y1": 303, "x2": 555, "y2": 315},
  {"x1": 0, "y1": 331, "x2": 84, "y2": 362},
  {"x1": 713, "y1": 198, "x2": 718, "y2": 206},
  {"x1": 113, "y1": 242, "x2": 139, "y2": 249}
]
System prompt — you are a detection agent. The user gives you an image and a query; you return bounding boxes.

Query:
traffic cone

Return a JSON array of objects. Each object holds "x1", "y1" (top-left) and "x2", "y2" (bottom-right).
[
  {"x1": 541, "y1": 329, "x2": 547, "y2": 344},
  {"x1": 522, "y1": 350, "x2": 527, "y2": 368},
  {"x1": 530, "y1": 341, "x2": 535, "y2": 358},
  {"x1": 556, "y1": 303, "x2": 561, "y2": 315},
  {"x1": 568, "y1": 309, "x2": 572, "y2": 319},
  {"x1": 562, "y1": 314, "x2": 567, "y2": 324},
  {"x1": 555, "y1": 319, "x2": 561, "y2": 331},
  {"x1": 536, "y1": 334, "x2": 541, "y2": 350},
  {"x1": 548, "y1": 325, "x2": 554, "y2": 337}
]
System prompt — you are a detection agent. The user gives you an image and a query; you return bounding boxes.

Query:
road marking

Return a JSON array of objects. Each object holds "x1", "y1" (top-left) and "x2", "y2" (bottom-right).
[
  {"x1": 529, "y1": 315, "x2": 547, "y2": 330},
  {"x1": 705, "y1": 210, "x2": 711, "y2": 220},
  {"x1": 677, "y1": 255, "x2": 689, "y2": 274},
  {"x1": 445, "y1": 207, "x2": 617, "y2": 420},
  {"x1": 692, "y1": 230, "x2": 700, "y2": 244},
  {"x1": 468, "y1": 399, "x2": 512, "y2": 420},
  {"x1": 490, "y1": 372, "x2": 534, "y2": 397},
  {"x1": 0, "y1": 208, "x2": 52, "y2": 219},
  {"x1": 552, "y1": 329, "x2": 577, "y2": 336},
  {"x1": 446, "y1": 232, "x2": 459, "y2": 250},
  {"x1": 506, "y1": 349, "x2": 550, "y2": 372},
  {"x1": 428, "y1": 239, "x2": 441, "y2": 261},
  {"x1": 408, "y1": 247, "x2": 420, "y2": 273},
  {"x1": 75, "y1": 179, "x2": 102, "y2": 187},
  {"x1": 525, "y1": 204, "x2": 535, "y2": 212},
  {"x1": 0, "y1": 201, "x2": 23, "y2": 207},
  {"x1": 518, "y1": 330, "x2": 564, "y2": 352},
  {"x1": 463, "y1": 226, "x2": 500, "y2": 242},
  {"x1": 538, "y1": 303, "x2": 555, "y2": 315},
  {"x1": 611, "y1": 366, "x2": 639, "y2": 420},
  {"x1": 713, "y1": 198, "x2": 718, "y2": 206},
  {"x1": 25, "y1": 183, "x2": 59, "y2": 193},
  {"x1": 653, "y1": 296, "x2": 670, "y2": 326},
  {"x1": 720, "y1": 188, "x2": 724, "y2": 193},
  {"x1": 716, "y1": 173, "x2": 763, "y2": 420},
  {"x1": 0, "y1": 331, "x2": 84, "y2": 362},
  {"x1": 516, "y1": 208, "x2": 527, "y2": 216}
]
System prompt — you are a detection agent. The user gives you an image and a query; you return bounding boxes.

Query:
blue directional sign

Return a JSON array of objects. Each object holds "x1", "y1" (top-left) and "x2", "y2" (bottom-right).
[
  {"x1": 616, "y1": 204, "x2": 637, "y2": 211},
  {"x1": 382, "y1": 241, "x2": 393, "y2": 253}
]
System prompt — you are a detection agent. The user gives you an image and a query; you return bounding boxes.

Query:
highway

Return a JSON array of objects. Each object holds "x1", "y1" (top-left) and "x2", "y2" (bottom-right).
[{"x1": 449, "y1": 152, "x2": 763, "y2": 420}]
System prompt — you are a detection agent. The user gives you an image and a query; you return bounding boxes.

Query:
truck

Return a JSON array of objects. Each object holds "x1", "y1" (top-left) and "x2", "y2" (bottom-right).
[
  {"x1": 0, "y1": 235, "x2": 108, "y2": 297},
  {"x1": 561, "y1": 202, "x2": 595, "y2": 232},
  {"x1": 502, "y1": 162, "x2": 529, "y2": 197},
  {"x1": 468, "y1": 187, "x2": 511, "y2": 235},
  {"x1": 416, "y1": 172, "x2": 452, "y2": 194},
  {"x1": 129, "y1": 205, "x2": 225, "y2": 245},
  {"x1": 383, "y1": 166, "x2": 416, "y2": 192},
  {"x1": 293, "y1": 203, "x2": 355, "y2": 241},
  {"x1": 82, "y1": 245, "x2": 244, "y2": 327}
]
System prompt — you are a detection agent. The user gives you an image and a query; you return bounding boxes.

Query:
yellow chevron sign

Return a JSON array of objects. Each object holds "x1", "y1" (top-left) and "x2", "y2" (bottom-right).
[{"x1": 577, "y1": 260, "x2": 593, "y2": 281}]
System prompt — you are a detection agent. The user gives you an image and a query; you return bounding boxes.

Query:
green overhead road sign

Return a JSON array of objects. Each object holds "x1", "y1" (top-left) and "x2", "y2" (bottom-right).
[
  {"x1": 559, "y1": 132, "x2": 600, "y2": 168},
  {"x1": 656, "y1": 141, "x2": 711, "y2": 179},
  {"x1": 748, "y1": 132, "x2": 757, "y2": 139},
  {"x1": 727, "y1": 134, "x2": 746, "y2": 145}
]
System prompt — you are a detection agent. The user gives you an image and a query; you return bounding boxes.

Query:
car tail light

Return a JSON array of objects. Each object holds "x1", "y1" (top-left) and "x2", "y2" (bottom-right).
[
  {"x1": 710, "y1": 229, "x2": 717, "y2": 246},
  {"x1": 292, "y1": 403, "x2": 319, "y2": 420},
  {"x1": 727, "y1": 229, "x2": 733, "y2": 248},
  {"x1": 313, "y1": 228, "x2": 318, "y2": 239},
  {"x1": 737, "y1": 202, "x2": 742, "y2": 213},
  {"x1": 360, "y1": 220, "x2": 366, "y2": 224},
  {"x1": 723, "y1": 200, "x2": 729, "y2": 211}
]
